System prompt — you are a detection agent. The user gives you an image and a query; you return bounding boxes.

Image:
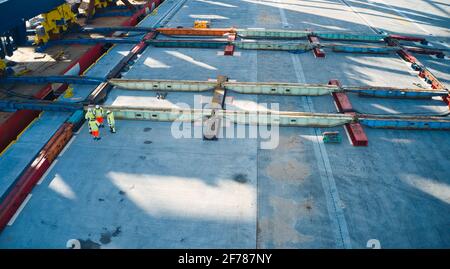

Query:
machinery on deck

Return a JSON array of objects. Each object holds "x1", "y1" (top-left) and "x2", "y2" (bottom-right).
[
  {"x1": 0, "y1": 0, "x2": 68, "y2": 72},
  {"x1": 33, "y1": 3, "x2": 78, "y2": 44}
]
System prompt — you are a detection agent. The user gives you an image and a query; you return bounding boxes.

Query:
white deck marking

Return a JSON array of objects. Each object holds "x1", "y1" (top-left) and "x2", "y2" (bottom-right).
[
  {"x1": 38, "y1": 159, "x2": 58, "y2": 185},
  {"x1": 276, "y1": 0, "x2": 290, "y2": 28},
  {"x1": 7, "y1": 194, "x2": 32, "y2": 226},
  {"x1": 291, "y1": 49, "x2": 352, "y2": 249},
  {"x1": 276, "y1": 0, "x2": 352, "y2": 247}
]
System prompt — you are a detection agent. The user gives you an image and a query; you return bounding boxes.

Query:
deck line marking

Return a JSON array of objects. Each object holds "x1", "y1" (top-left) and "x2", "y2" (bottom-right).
[
  {"x1": 306, "y1": 97, "x2": 353, "y2": 249},
  {"x1": 376, "y1": 0, "x2": 430, "y2": 34},
  {"x1": 7, "y1": 194, "x2": 32, "y2": 226},
  {"x1": 291, "y1": 53, "x2": 352, "y2": 249},
  {"x1": 38, "y1": 159, "x2": 58, "y2": 185},
  {"x1": 276, "y1": 0, "x2": 290, "y2": 28},
  {"x1": 252, "y1": 49, "x2": 259, "y2": 249}
]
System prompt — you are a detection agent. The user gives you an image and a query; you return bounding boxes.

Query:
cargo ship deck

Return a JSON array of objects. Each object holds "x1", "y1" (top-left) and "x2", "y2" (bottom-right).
[{"x1": 0, "y1": 0, "x2": 449, "y2": 248}]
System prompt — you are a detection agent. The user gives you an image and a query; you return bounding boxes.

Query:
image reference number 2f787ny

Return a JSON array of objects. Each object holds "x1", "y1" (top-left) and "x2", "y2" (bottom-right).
[{"x1": 178, "y1": 253, "x2": 272, "y2": 266}]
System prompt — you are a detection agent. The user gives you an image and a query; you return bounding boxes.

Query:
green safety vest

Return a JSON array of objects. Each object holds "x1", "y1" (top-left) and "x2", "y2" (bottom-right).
[
  {"x1": 107, "y1": 112, "x2": 115, "y2": 126},
  {"x1": 85, "y1": 111, "x2": 95, "y2": 121},
  {"x1": 88, "y1": 120, "x2": 99, "y2": 131},
  {"x1": 94, "y1": 108, "x2": 104, "y2": 117}
]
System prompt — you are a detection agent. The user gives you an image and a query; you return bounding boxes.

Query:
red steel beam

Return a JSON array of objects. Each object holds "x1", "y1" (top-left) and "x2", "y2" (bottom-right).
[
  {"x1": 0, "y1": 110, "x2": 41, "y2": 152},
  {"x1": 224, "y1": 33, "x2": 236, "y2": 56},
  {"x1": 389, "y1": 34, "x2": 427, "y2": 43},
  {"x1": 332, "y1": 92, "x2": 353, "y2": 112},
  {"x1": 404, "y1": 47, "x2": 445, "y2": 58},
  {"x1": 397, "y1": 49, "x2": 418, "y2": 63},
  {"x1": 308, "y1": 35, "x2": 325, "y2": 58},
  {"x1": 345, "y1": 121, "x2": 368, "y2": 147},
  {"x1": 329, "y1": 79, "x2": 368, "y2": 147},
  {"x1": 224, "y1": 45, "x2": 235, "y2": 56}
]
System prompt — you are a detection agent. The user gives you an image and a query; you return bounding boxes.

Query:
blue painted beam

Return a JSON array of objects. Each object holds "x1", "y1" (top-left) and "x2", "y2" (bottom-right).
[
  {"x1": 79, "y1": 26, "x2": 156, "y2": 34},
  {"x1": 46, "y1": 37, "x2": 142, "y2": 45},
  {"x1": 36, "y1": 37, "x2": 143, "y2": 51},
  {"x1": 332, "y1": 45, "x2": 398, "y2": 54},
  {"x1": 0, "y1": 75, "x2": 106, "y2": 85},
  {"x1": 360, "y1": 118, "x2": 450, "y2": 130},
  {"x1": 148, "y1": 39, "x2": 227, "y2": 48},
  {"x1": 345, "y1": 87, "x2": 448, "y2": 98},
  {"x1": 93, "y1": 11, "x2": 133, "y2": 18},
  {"x1": 357, "y1": 90, "x2": 447, "y2": 98},
  {"x1": 0, "y1": 99, "x2": 82, "y2": 112}
]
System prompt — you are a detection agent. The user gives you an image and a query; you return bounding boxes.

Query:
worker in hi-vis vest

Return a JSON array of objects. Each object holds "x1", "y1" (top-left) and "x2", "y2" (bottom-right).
[
  {"x1": 94, "y1": 105, "x2": 104, "y2": 127},
  {"x1": 88, "y1": 119, "x2": 101, "y2": 140},
  {"x1": 106, "y1": 110, "x2": 116, "y2": 133},
  {"x1": 85, "y1": 108, "x2": 95, "y2": 121}
]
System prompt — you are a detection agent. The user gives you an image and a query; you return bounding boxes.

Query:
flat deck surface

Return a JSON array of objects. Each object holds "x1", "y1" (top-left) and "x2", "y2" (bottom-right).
[{"x1": 0, "y1": 0, "x2": 449, "y2": 248}]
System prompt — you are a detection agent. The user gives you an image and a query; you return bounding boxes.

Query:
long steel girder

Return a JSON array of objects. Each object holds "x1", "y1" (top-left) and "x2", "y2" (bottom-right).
[
  {"x1": 358, "y1": 114, "x2": 450, "y2": 129},
  {"x1": 148, "y1": 39, "x2": 315, "y2": 51},
  {"x1": 34, "y1": 27, "x2": 441, "y2": 58},
  {"x1": 36, "y1": 28, "x2": 435, "y2": 55},
  {"x1": 108, "y1": 79, "x2": 448, "y2": 98},
  {"x1": 106, "y1": 106, "x2": 355, "y2": 127},
  {"x1": 152, "y1": 28, "x2": 447, "y2": 56},
  {"x1": 0, "y1": 75, "x2": 446, "y2": 98},
  {"x1": 0, "y1": 75, "x2": 105, "y2": 85},
  {"x1": 74, "y1": 27, "x2": 402, "y2": 43},
  {"x1": 148, "y1": 39, "x2": 403, "y2": 54},
  {"x1": 0, "y1": 99, "x2": 449, "y2": 129},
  {"x1": 236, "y1": 29, "x2": 388, "y2": 42},
  {"x1": 102, "y1": 106, "x2": 450, "y2": 130},
  {"x1": 156, "y1": 28, "x2": 389, "y2": 42},
  {"x1": 0, "y1": 98, "x2": 353, "y2": 127},
  {"x1": 43, "y1": 38, "x2": 316, "y2": 52}
]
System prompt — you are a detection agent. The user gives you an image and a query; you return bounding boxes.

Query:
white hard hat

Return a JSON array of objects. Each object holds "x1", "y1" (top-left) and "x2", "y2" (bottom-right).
[
  {"x1": 95, "y1": 105, "x2": 100, "y2": 109},
  {"x1": 106, "y1": 110, "x2": 111, "y2": 114}
]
